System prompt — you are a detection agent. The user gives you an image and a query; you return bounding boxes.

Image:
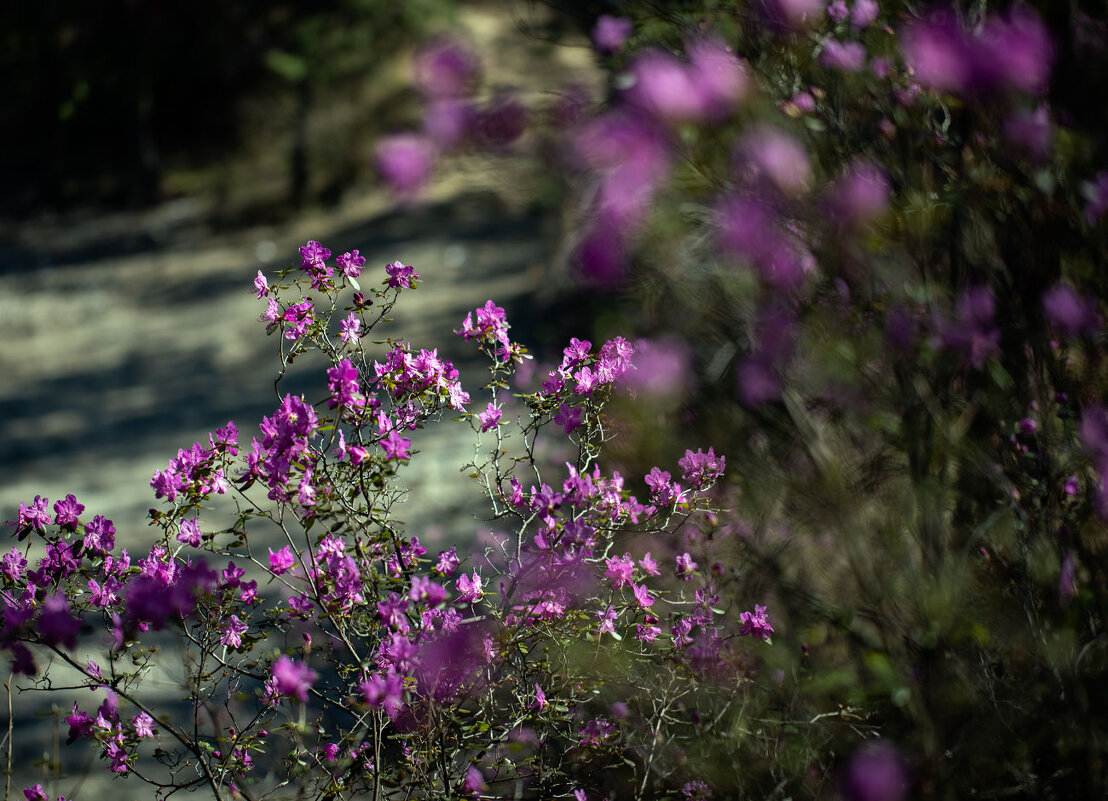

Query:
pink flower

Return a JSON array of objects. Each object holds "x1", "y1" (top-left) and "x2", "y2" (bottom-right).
[
  {"x1": 632, "y1": 583, "x2": 654, "y2": 609},
  {"x1": 532, "y1": 683, "x2": 547, "y2": 712},
  {"x1": 604, "y1": 553, "x2": 635, "y2": 589},
  {"x1": 597, "y1": 605, "x2": 618, "y2": 634},
  {"x1": 270, "y1": 655, "x2": 317, "y2": 703},
  {"x1": 221, "y1": 615, "x2": 249, "y2": 648},
  {"x1": 339, "y1": 313, "x2": 361, "y2": 344},
  {"x1": 375, "y1": 135, "x2": 434, "y2": 197},
  {"x1": 456, "y1": 571, "x2": 483, "y2": 603},
  {"x1": 268, "y1": 546, "x2": 295, "y2": 575},
  {"x1": 478, "y1": 403, "x2": 502, "y2": 432},
  {"x1": 638, "y1": 552, "x2": 660, "y2": 576},
  {"x1": 675, "y1": 552, "x2": 698, "y2": 580},
  {"x1": 253, "y1": 270, "x2": 269, "y2": 298},
  {"x1": 177, "y1": 517, "x2": 202, "y2": 547},
  {"x1": 592, "y1": 15, "x2": 632, "y2": 53},
  {"x1": 381, "y1": 430, "x2": 412, "y2": 461},
  {"x1": 132, "y1": 711, "x2": 156, "y2": 739},
  {"x1": 738, "y1": 604, "x2": 774, "y2": 641}
]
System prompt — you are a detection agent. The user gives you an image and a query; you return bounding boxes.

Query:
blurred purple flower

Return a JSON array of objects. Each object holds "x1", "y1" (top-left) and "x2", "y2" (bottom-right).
[
  {"x1": 935, "y1": 286, "x2": 1000, "y2": 368},
  {"x1": 841, "y1": 741, "x2": 909, "y2": 801},
  {"x1": 463, "y1": 764, "x2": 486, "y2": 796},
  {"x1": 423, "y1": 99, "x2": 474, "y2": 150},
  {"x1": 852, "y1": 0, "x2": 879, "y2": 29},
  {"x1": 375, "y1": 134, "x2": 434, "y2": 197},
  {"x1": 1004, "y1": 105, "x2": 1052, "y2": 161},
  {"x1": 1043, "y1": 284, "x2": 1097, "y2": 336},
  {"x1": 620, "y1": 338, "x2": 690, "y2": 398},
  {"x1": 735, "y1": 126, "x2": 811, "y2": 195},
  {"x1": 413, "y1": 38, "x2": 480, "y2": 98},
  {"x1": 827, "y1": 1, "x2": 848, "y2": 23},
  {"x1": 975, "y1": 7, "x2": 1052, "y2": 94},
  {"x1": 39, "y1": 594, "x2": 81, "y2": 651},
  {"x1": 821, "y1": 39, "x2": 867, "y2": 72},
  {"x1": 624, "y1": 50, "x2": 705, "y2": 121},
  {"x1": 270, "y1": 655, "x2": 317, "y2": 703},
  {"x1": 903, "y1": 6, "x2": 1051, "y2": 95},
  {"x1": 474, "y1": 94, "x2": 528, "y2": 148},
  {"x1": 592, "y1": 15, "x2": 633, "y2": 53},
  {"x1": 829, "y1": 160, "x2": 891, "y2": 226},
  {"x1": 901, "y1": 11, "x2": 971, "y2": 92},
  {"x1": 686, "y1": 38, "x2": 750, "y2": 117}
]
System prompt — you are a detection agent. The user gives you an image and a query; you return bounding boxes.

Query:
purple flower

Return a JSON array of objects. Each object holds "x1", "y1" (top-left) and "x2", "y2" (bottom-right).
[
  {"x1": 936, "y1": 286, "x2": 1001, "y2": 368},
  {"x1": 821, "y1": 39, "x2": 867, "y2": 71},
  {"x1": 435, "y1": 547, "x2": 460, "y2": 577},
  {"x1": 678, "y1": 447, "x2": 726, "y2": 485},
  {"x1": 7, "y1": 496, "x2": 51, "y2": 535},
  {"x1": 554, "y1": 404, "x2": 584, "y2": 434},
  {"x1": 474, "y1": 94, "x2": 528, "y2": 149},
  {"x1": 270, "y1": 655, "x2": 317, "y2": 703},
  {"x1": 268, "y1": 546, "x2": 295, "y2": 575},
  {"x1": 463, "y1": 764, "x2": 486, "y2": 796},
  {"x1": 423, "y1": 98, "x2": 474, "y2": 150},
  {"x1": 39, "y1": 594, "x2": 81, "y2": 650},
  {"x1": 901, "y1": 12, "x2": 972, "y2": 92},
  {"x1": 385, "y1": 260, "x2": 420, "y2": 289},
  {"x1": 1043, "y1": 285, "x2": 1097, "y2": 336},
  {"x1": 735, "y1": 126, "x2": 811, "y2": 196},
  {"x1": 592, "y1": 15, "x2": 632, "y2": 53},
  {"x1": 177, "y1": 517, "x2": 202, "y2": 548},
  {"x1": 604, "y1": 553, "x2": 635, "y2": 589},
  {"x1": 23, "y1": 785, "x2": 48, "y2": 801},
  {"x1": 132, "y1": 711, "x2": 156, "y2": 739},
  {"x1": 687, "y1": 38, "x2": 750, "y2": 117},
  {"x1": 375, "y1": 134, "x2": 434, "y2": 197},
  {"x1": 829, "y1": 160, "x2": 891, "y2": 226},
  {"x1": 336, "y1": 250, "x2": 365, "y2": 278},
  {"x1": 52, "y1": 494, "x2": 84, "y2": 531},
  {"x1": 2, "y1": 548, "x2": 27, "y2": 582},
  {"x1": 1004, "y1": 105, "x2": 1052, "y2": 161},
  {"x1": 83, "y1": 514, "x2": 116, "y2": 553},
  {"x1": 532, "y1": 683, "x2": 548, "y2": 711},
  {"x1": 380, "y1": 430, "x2": 412, "y2": 461},
  {"x1": 413, "y1": 38, "x2": 479, "y2": 98},
  {"x1": 221, "y1": 614, "x2": 248, "y2": 648},
  {"x1": 841, "y1": 741, "x2": 909, "y2": 801},
  {"x1": 596, "y1": 605, "x2": 618, "y2": 634},
  {"x1": 827, "y1": 1, "x2": 848, "y2": 23},
  {"x1": 851, "y1": 0, "x2": 878, "y2": 29},
  {"x1": 675, "y1": 552, "x2": 698, "y2": 580},
  {"x1": 339, "y1": 312, "x2": 361, "y2": 344},
  {"x1": 739, "y1": 604, "x2": 774, "y2": 641},
  {"x1": 478, "y1": 403, "x2": 502, "y2": 433},
  {"x1": 456, "y1": 571, "x2": 483, "y2": 603},
  {"x1": 360, "y1": 669, "x2": 405, "y2": 718},
  {"x1": 253, "y1": 270, "x2": 269, "y2": 298},
  {"x1": 625, "y1": 50, "x2": 705, "y2": 122}
]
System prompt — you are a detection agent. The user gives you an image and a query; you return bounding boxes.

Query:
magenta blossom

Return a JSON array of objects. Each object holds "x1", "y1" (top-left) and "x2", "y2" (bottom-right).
[
  {"x1": 592, "y1": 15, "x2": 632, "y2": 53},
  {"x1": 739, "y1": 604, "x2": 774, "y2": 641},
  {"x1": 270, "y1": 655, "x2": 317, "y2": 703}
]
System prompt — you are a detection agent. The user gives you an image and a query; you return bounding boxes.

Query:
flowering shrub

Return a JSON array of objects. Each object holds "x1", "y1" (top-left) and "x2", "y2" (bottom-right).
[{"x1": 3, "y1": 244, "x2": 772, "y2": 800}]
